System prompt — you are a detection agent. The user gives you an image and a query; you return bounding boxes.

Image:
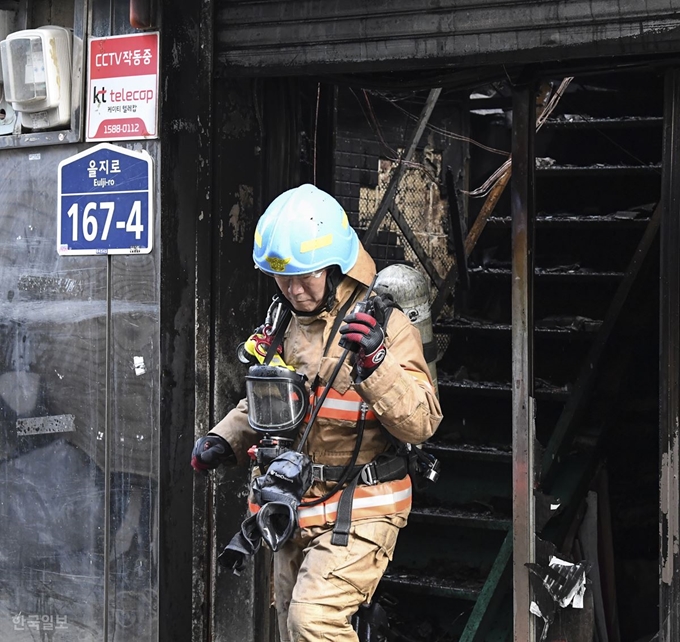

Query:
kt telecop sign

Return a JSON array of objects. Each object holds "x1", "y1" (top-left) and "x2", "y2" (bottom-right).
[{"x1": 86, "y1": 32, "x2": 160, "y2": 142}]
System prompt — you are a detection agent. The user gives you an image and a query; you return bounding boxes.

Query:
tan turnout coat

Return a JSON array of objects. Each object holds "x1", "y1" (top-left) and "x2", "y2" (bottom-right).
[{"x1": 212, "y1": 244, "x2": 443, "y2": 506}]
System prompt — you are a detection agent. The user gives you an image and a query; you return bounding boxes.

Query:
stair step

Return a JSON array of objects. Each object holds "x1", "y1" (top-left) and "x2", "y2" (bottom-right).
[
  {"x1": 437, "y1": 379, "x2": 513, "y2": 398},
  {"x1": 536, "y1": 163, "x2": 661, "y2": 176},
  {"x1": 380, "y1": 570, "x2": 484, "y2": 601},
  {"x1": 423, "y1": 441, "x2": 512, "y2": 463},
  {"x1": 409, "y1": 506, "x2": 511, "y2": 531},
  {"x1": 434, "y1": 317, "x2": 602, "y2": 337},
  {"x1": 469, "y1": 266, "x2": 624, "y2": 282},
  {"x1": 438, "y1": 378, "x2": 570, "y2": 401},
  {"x1": 487, "y1": 214, "x2": 650, "y2": 228},
  {"x1": 542, "y1": 115, "x2": 662, "y2": 129}
]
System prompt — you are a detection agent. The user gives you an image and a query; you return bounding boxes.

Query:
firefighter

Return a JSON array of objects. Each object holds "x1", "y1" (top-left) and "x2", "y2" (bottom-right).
[{"x1": 191, "y1": 184, "x2": 442, "y2": 642}]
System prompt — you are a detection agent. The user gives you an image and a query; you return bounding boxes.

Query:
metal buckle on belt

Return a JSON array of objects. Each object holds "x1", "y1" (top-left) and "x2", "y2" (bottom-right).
[
  {"x1": 360, "y1": 463, "x2": 379, "y2": 486},
  {"x1": 312, "y1": 463, "x2": 325, "y2": 482}
]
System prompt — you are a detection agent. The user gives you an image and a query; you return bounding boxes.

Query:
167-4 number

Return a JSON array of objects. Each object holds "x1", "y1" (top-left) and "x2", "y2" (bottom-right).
[{"x1": 66, "y1": 200, "x2": 144, "y2": 242}]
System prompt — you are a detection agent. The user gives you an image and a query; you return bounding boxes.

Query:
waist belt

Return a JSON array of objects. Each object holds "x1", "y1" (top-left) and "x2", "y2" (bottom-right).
[
  {"x1": 299, "y1": 475, "x2": 411, "y2": 530},
  {"x1": 311, "y1": 454, "x2": 409, "y2": 486},
  {"x1": 247, "y1": 467, "x2": 412, "y2": 529}
]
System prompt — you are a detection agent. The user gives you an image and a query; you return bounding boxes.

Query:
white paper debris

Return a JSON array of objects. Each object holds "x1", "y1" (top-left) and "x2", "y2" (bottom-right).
[
  {"x1": 527, "y1": 555, "x2": 591, "y2": 641},
  {"x1": 548, "y1": 556, "x2": 587, "y2": 608},
  {"x1": 530, "y1": 601, "x2": 544, "y2": 618},
  {"x1": 134, "y1": 356, "x2": 147, "y2": 376}
]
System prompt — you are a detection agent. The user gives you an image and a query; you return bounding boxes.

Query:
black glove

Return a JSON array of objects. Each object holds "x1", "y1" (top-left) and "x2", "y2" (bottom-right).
[
  {"x1": 217, "y1": 513, "x2": 261, "y2": 574},
  {"x1": 339, "y1": 309, "x2": 386, "y2": 379},
  {"x1": 191, "y1": 433, "x2": 235, "y2": 473}
]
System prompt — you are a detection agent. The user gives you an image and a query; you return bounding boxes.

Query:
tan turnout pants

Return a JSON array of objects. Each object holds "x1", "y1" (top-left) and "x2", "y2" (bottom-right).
[{"x1": 273, "y1": 513, "x2": 406, "y2": 642}]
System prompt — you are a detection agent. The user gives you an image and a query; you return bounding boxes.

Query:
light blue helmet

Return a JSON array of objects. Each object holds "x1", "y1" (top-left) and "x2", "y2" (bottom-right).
[{"x1": 253, "y1": 184, "x2": 360, "y2": 276}]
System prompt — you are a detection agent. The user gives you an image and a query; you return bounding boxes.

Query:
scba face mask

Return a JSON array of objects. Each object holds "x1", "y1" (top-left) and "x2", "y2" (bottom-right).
[
  {"x1": 219, "y1": 449, "x2": 313, "y2": 569},
  {"x1": 252, "y1": 450, "x2": 313, "y2": 551},
  {"x1": 245, "y1": 365, "x2": 310, "y2": 438}
]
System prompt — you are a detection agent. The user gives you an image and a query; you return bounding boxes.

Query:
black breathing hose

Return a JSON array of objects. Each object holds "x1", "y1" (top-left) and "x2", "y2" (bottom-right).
[
  {"x1": 295, "y1": 273, "x2": 378, "y2": 454},
  {"x1": 299, "y1": 406, "x2": 367, "y2": 508}
]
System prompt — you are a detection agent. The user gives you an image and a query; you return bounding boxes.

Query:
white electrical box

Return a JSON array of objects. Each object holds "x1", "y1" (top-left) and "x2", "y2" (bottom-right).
[{"x1": 0, "y1": 25, "x2": 72, "y2": 131}]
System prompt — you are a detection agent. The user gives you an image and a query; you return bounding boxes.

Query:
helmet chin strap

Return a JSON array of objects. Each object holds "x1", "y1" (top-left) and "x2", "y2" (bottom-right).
[
  {"x1": 290, "y1": 305, "x2": 324, "y2": 317},
  {"x1": 323, "y1": 266, "x2": 343, "y2": 309}
]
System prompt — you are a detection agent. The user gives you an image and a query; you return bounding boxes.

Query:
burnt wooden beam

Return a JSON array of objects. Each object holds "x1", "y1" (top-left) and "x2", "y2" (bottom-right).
[
  {"x1": 445, "y1": 166, "x2": 470, "y2": 290},
  {"x1": 431, "y1": 165, "x2": 511, "y2": 321},
  {"x1": 390, "y1": 202, "x2": 445, "y2": 289},
  {"x1": 159, "y1": 1, "x2": 211, "y2": 638},
  {"x1": 362, "y1": 87, "x2": 441, "y2": 247},
  {"x1": 192, "y1": 0, "x2": 215, "y2": 640},
  {"x1": 540, "y1": 203, "x2": 662, "y2": 489},
  {"x1": 660, "y1": 67, "x2": 680, "y2": 642},
  {"x1": 511, "y1": 82, "x2": 536, "y2": 642},
  {"x1": 314, "y1": 84, "x2": 338, "y2": 196},
  {"x1": 459, "y1": 530, "x2": 513, "y2": 642},
  {"x1": 211, "y1": 79, "x2": 276, "y2": 642}
]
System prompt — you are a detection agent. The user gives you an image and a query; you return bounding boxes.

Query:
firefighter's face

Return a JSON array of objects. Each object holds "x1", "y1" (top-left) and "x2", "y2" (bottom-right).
[{"x1": 274, "y1": 269, "x2": 327, "y2": 313}]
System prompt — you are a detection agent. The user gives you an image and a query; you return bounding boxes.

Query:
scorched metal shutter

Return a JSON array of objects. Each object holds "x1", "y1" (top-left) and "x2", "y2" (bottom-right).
[{"x1": 216, "y1": 0, "x2": 680, "y2": 75}]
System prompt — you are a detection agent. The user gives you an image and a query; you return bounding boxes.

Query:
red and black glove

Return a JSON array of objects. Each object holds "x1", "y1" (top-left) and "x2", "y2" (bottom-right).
[
  {"x1": 339, "y1": 310, "x2": 386, "y2": 381},
  {"x1": 191, "y1": 434, "x2": 236, "y2": 473}
]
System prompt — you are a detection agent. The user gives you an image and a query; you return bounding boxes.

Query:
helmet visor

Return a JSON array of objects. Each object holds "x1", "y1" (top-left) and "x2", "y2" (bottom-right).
[{"x1": 246, "y1": 366, "x2": 309, "y2": 436}]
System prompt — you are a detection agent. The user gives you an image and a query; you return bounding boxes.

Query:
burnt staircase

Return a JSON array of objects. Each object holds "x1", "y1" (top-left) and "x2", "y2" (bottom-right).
[{"x1": 368, "y1": 70, "x2": 663, "y2": 641}]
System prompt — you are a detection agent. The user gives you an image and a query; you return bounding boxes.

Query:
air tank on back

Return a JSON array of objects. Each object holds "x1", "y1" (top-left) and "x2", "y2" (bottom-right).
[{"x1": 374, "y1": 264, "x2": 438, "y2": 397}]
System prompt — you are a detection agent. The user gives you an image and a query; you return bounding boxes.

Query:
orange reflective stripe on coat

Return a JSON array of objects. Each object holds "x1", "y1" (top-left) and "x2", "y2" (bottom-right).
[
  {"x1": 248, "y1": 476, "x2": 412, "y2": 528},
  {"x1": 306, "y1": 386, "x2": 377, "y2": 422}
]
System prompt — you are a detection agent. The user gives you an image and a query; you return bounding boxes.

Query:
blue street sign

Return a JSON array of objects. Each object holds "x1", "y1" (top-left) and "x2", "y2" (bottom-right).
[{"x1": 57, "y1": 143, "x2": 154, "y2": 255}]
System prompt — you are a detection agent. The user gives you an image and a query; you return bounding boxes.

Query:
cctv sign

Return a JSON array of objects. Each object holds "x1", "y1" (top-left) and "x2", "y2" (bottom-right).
[{"x1": 86, "y1": 32, "x2": 159, "y2": 141}]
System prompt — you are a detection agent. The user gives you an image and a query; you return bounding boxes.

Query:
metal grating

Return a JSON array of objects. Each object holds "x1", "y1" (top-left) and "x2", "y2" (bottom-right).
[
  {"x1": 359, "y1": 148, "x2": 456, "y2": 360},
  {"x1": 359, "y1": 149, "x2": 454, "y2": 300}
]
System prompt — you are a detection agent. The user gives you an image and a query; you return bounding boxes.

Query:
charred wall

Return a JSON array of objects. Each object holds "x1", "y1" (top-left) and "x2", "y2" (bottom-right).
[{"x1": 215, "y1": 0, "x2": 680, "y2": 75}]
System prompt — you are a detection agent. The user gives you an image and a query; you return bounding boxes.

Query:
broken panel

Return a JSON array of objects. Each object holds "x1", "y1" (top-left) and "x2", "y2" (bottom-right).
[{"x1": 0, "y1": 145, "x2": 159, "y2": 640}]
